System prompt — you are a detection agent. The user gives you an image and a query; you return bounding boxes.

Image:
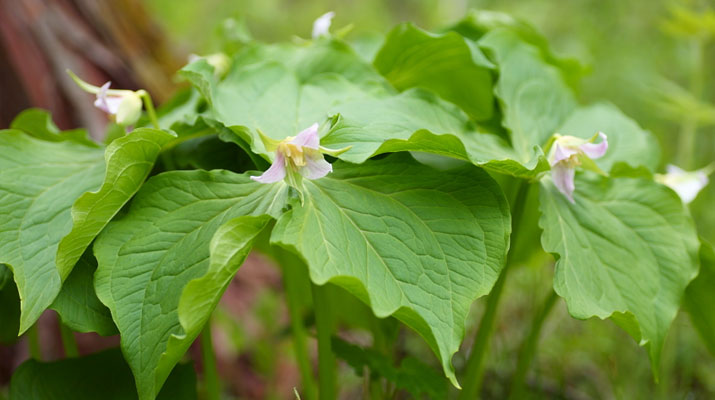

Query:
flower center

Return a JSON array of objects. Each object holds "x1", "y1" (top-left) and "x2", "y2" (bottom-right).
[{"x1": 278, "y1": 138, "x2": 307, "y2": 167}]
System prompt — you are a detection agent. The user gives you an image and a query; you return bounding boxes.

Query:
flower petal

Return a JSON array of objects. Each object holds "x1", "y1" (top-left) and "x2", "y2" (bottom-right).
[
  {"x1": 672, "y1": 173, "x2": 708, "y2": 203},
  {"x1": 658, "y1": 165, "x2": 709, "y2": 204},
  {"x1": 93, "y1": 82, "x2": 122, "y2": 115},
  {"x1": 251, "y1": 153, "x2": 287, "y2": 184},
  {"x1": 312, "y1": 11, "x2": 335, "y2": 39},
  {"x1": 550, "y1": 142, "x2": 579, "y2": 166},
  {"x1": 580, "y1": 132, "x2": 608, "y2": 159},
  {"x1": 552, "y1": 163, "x2": 576, "y2": 203},
  {"x1": 290, "y1": 123, "x2": 320, "y2": 149},
  {"x1": 299, "y1": 151, "x2": 332, "y2": 180}
]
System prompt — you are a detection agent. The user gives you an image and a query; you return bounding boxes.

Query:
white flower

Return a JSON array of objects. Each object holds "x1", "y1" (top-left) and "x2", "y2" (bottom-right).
[
  {"x1": 252, "y1": 123, "x2": 349, "y2": 187},
  {"x1": 93, "y1": 82, "x2": 143, "y2": 126},
  {"x1": 655, "y1": 164, "x2": 712, "y2": 203},
  {"x1": 312, "y1": 11, "x2": 335, "y2": 39},
  {"x1": 548, "y1": 132, "x2": 609, "y2": 202}
]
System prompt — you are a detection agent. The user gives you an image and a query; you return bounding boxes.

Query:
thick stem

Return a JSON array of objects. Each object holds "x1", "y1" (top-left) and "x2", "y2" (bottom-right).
[
  {"x1": 676, "y1": 38, "x2": 704, "y2": 168},
  {"x1": 59, "y1": 321, "x2": 79, "y2": 358},
  {"x1": 279, "y1": 254, "x2": 318, "y2": 400},
  {"x1": 200, "y1": 321, "x2": 221, "y2": 400},
  {"x1": 27, "y1": 323, "x2": 42, "y2": 360},
  {"x1": 140, "y1": 91, "x2": 160, "y2": 129},
  {"x1": 507, "y1": 289, "x2": 559, "y2": 400},
  {"x1": 311, "y1": 282, "x2": 336, "y2": 400},
  {"x1": 458, "y1": 181, "x2": 530, "y2": 400}
]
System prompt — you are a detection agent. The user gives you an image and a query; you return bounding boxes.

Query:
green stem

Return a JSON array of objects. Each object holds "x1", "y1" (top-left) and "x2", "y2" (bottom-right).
[
  {"x1": 458, "y1": 181, "x2": 530, "y2": 400},
  {"x1": 278, "y1": 252, "x2": 318, "y2": 400},
  {"x1": 59, "y1": 321, "x2": 79, "y2": 358},
  {"x1": 311, "y1": 282, "x2": 336, "y2": 400},
  {"x1": 140, "y1": 91, "x2": 160, "y2": 129},
  {"x1": 200, "y1": 321, "x2": 221, "y2": 400},
  {"x1": 676, "y1": 38, "x2": 704, "y2": 168},
  {"x1": 507, "y1": 289, "x2": 558, "y2": 400},
  {"x1": 27, "y1": 323, "x2": 42, "y2": 360}
]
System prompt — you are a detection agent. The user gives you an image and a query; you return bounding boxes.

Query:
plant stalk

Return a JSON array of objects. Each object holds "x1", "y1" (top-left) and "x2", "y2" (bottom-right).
[
  {"x1": 140, "y1": 91, "x2": 160, "y2": 129},
  {"x1": 311, "y1": 282, "x2": 336, "y2": 400},
  {"x1": 27, "y1": 323, "x2": 42, "y2": 360},
  {"x1": 458, "y1": 181, "x2": 530, "y2": 400},
  {"x1": 279, "y1": 255, "x2": 318, "y2": 400},
  {"x1": 507, "y1": 289, "x2": 559, "y2": 400},
  {"x1": 59, "y1": 321, "x2": 79, "y2": 358},
  {"x1": 200, "y1": 321, "x2": 221, "y2": 400}
]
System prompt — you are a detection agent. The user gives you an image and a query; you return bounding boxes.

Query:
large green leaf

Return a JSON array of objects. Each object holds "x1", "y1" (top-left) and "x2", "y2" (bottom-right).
[
  {"x1": 539, "y1": 174, "x2": 699, "y2": 372},
  {"x1": 374, "y1": 23, "x2": 494, "y2": 121},
  {"x1": 320, "y1": 89, "x2": 549, "y2": 178},
  {"x1": 94, "y1": 170, "x2": 289, "y2": 400},
  {"x1": 684, "y1": 240, "x2": 715, "y2": 356},
  {"x1": 9, "y1": 348, "x2": 196, "y2": 400},
  {"x1": 50, "y1": 251, "x2": 116, "y2": 336},
  {"x1": 270, "y1": 154, "x2": 511, "y2": 385},
  {"x1": 449, "y1": 9, "x2": 584, "y2": 88},
  {"x1": 231, "y1": 39, "x2": 387, "y2": 86},
  {"x1": 0, "y1": 130, "x2": 105, "y2": 333},
  {"x1": 56, "y1": 128, "x2": 176, "y2": 281},
  {"x1": 10, "y1": 108, "x2": 99, "y2": 147},
  {"x1": 479, "y1": 28, "x2": 577, "y2": 159},
  {"x1": 556, "y1": 103, "x2": 661, "y2": 172},
  {"x1": 162, "y1": 215, "x2": 272, "y2": 387}
]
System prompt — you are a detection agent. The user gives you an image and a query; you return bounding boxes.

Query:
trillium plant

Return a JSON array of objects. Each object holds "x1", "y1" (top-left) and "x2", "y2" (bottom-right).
[{"x1": 1, "y1": 9, "x2": 712, "y2": 400}]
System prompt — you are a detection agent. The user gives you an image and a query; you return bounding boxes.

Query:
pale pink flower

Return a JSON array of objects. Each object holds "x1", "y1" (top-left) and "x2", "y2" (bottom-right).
[
  {"x1": 548, "y1": 132, "x2": 608, "y2": 202},
  {"x1": 251, "y1": 123, "x2": 336, "y2": 185}
]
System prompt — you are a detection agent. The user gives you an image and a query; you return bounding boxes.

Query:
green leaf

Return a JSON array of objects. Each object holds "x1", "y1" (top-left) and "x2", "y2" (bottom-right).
[
  {"x1": 9, "y1": 348, "x2": 196, "y2": 400},
  {"x1": 332, "y1": 337, "x2": 447, "y2": 399},
  {"x1": 479, "y1": 29, "x2": 577, "y2": 159},
  {"x1": 321, "y1": 90, "x2": 549, "y2": 178},
  {"x1": 0, "y1": 273, "x2": 20, "y2": 344},
  {"x1": 556, "y1": 103, "x2": 661, "y2": 172},
  {"x1": 50, "y1": 251, "x2": 116, "y2": 336},
  {"x1": 684, "y1": 240, "x2": 715, "y2": 356},
  {"x1": 270, "y1": 154, "x2": 511, "y2": 386},
  {"x1": 0, "y1": 130, "x2": 105, "y2": 333},
  {"x1": 539, "y1": 174, "x2": 700, "y2": 374},
  {"x1": 231, "y1": 40, "x2": 386, "y2": 86},
  {"x1": 374, "y1": 23, "x2": 494, "y2": 121},
  {"x1": 161, "y1": 215, "x2": 272, "y2": 387},
  {"x1": 56, "y1": 128, "x2": 176, "y2": 281},
  {"x1": 11, "y1": 108, "x2": 99, "y2": 147},
  {"x1": 94, "y1": 170, "x2": 289, "y2": 400},
  {"x1": 449, "y1": 9, "x2": 584, "y2": 88}
]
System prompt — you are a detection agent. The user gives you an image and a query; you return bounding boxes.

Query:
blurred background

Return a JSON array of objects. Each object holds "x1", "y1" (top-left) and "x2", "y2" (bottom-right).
[{"x1": 0, "y1": 0, "x2": 713, "y2": 398}]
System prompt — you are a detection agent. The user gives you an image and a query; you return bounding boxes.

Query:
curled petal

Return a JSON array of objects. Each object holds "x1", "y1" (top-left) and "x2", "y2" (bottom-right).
[
  {"x1": 290, "y1": 123, "x2": 320, "y2": 149},
  {"x1": 93, "y1": 82, "x2": 122, "y2": 115},
  {"x1": 299, "y1": 150, "x2": 332, "y2": 180},
  {"x1": 580, "y1": 132, "x2": 608, "y2": 160},
  {"x1": 550, "y1": 142, "x2": 579, "y2": 166},
  {"x1": 251, "y1": 153, "x2": 287, "y2": 184},
  {"x1": 312, "y1": 11, "x2": 335, "y2": 39},
  {"x1": 552, "y1": 163, "x2": 576, "y2": 203}
]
